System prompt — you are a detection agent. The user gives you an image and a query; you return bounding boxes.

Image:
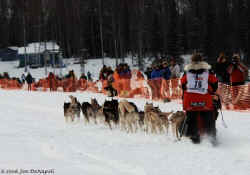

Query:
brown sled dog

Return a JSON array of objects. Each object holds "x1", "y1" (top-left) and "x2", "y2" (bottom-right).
[
  {"x1": 143, "y1": 103, "x2": 172, "y2": 134},
  {"x1": 169, "y1": 111, "x2": 186, "y2": 140},
  {"x1": 91, "y1": 98, "x2": 105, "y2": 123},
  {"x1": 64, "y1": 95, "x2": 81, "y2": 122},
  {"x1": 118, "y1": 100, "x2": 140, "y2": 133},
  {"x1": 81, "y1": 101, "x2": 96, "y2": 124}
]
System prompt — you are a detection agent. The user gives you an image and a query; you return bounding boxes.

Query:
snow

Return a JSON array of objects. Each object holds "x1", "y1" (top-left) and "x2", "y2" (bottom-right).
[
  {"x1": 0, "y1": 90, "x2": 250, "y2": 175},
  {"x1": 8, "y1": 46, "x2": 19, "y2": 51},
  {"x1": 0, "y1": 57, "x2": 250, "y2": 175},
  {"x1": 18, "y1": 42, "x2": 60, "y2": 55}
]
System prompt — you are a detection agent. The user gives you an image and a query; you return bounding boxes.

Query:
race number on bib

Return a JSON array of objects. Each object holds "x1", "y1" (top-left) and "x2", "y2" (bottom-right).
[{"x1": 186, "y1": 71, "x2": 209, "y2": 94}]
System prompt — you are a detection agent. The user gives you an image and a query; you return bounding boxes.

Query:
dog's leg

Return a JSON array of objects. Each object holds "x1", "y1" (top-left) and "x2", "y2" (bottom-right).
[
  {"x1": 130, "y1": 121, "x2": 134, "y2": 133},
  {"x1": 83, "y1": 114, "x2": 88, "y2": 125},
  {"x1": 93, "y1": 112, "x2": 97, "y2": 124},
  {"x1": 153, "y1": 122, "x2": 158, "y2": 134},
  {"x1": 176, "y1": 124, "x2": 180, "y2": 140},
  {"x1": 151, "y1": 123, "x2": 155, "y2": 134},
  {"x1": 134, "y1": 113, "x2": 139, "y2": 133},
  {"x1": 158, "y1": 122, "x2": 162, "y2": 134},
  {"x1": 171, "y1": 123, "x2": 176, "y2": 138},
  {"x1": 120, "y1": 117, "x2": 125, "y2": 131},
  {"x1": 161, "y1": 121, "x2": 165, "y2": 134},
  {"x1": 77, "y1": 112, "x2": 80, "y2": 122},
  {"x1": 119, "y1": 120, "x2": 122, "y2": 131},
  {"x1": 134, "y1": 121, "x2": 138, "y2": 133},
  {"x1": 120, "y1": 117, "x2": 124, "y2": 131},
  {"x1": 107, "y1": 120, "x2": 112, "y2": 130},
  {"x1": 150, "y1": 121, "x2": 154, "y2": 134},
  {"x1": 129, "y1": 122, "x2": 134, "y2": 133},
  {"x1": 144, "y1": 115, "x2": 148, "y2": 133},
  {"x1": 144, "y1": 120, "x2": 148, "y2": 133},
  {"x1": 85, "y1": 112, "x2": 90, "y2": 124},
  {"x1": 133, "y1": 122, "x2": 136, "y2": 133},
  {"x1": 166, "y1": 122, "x2": 169, "y2": 135},
  {"x1": 146, "y1": 120, "x2": 150, "y2": 134},
  {"x1": 126, "y1": 118, "x2": 132, "y2": 133},
  {"x1": 125, "y1": 117, "x2": 129, "y2": 132},
  {"x1": 94, "y1": 116, "x2": 97, "y2": 124},
  {"x1": 105, "y1": 114, "x2": 112, "y2": 130}
]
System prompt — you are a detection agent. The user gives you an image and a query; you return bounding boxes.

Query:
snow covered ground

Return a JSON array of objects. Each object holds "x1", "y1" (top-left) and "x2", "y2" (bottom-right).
[
  {"x1": 0, "y1": 89, "x2": 250, "y2": 175},
  {"x1": 1, "y1": 57, "x2": 250, "y2": 175}
]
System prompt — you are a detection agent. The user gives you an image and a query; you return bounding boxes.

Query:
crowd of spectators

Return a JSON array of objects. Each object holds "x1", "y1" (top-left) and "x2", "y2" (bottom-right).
[
  {"x1": 0, "y1": 53, "x2": 248, "y2": 95},
  {"x1": 145, "y1": 57, "x2": 180, "y2": 81},
  {"x1": 214, "y1": 52, "x2": 248, "y2": 86},
  {"x1": 0, "y1": 72, "x2": 30, "y2": 85}
]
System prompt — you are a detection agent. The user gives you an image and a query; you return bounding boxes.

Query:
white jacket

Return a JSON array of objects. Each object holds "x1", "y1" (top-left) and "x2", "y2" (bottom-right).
[{"x1": 170, "y1": 64, "x2": 180, "y2": 78}]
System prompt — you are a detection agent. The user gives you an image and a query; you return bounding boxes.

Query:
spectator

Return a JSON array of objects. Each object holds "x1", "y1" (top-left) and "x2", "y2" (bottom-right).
[
  {"x1": 145, "y1": 67, "x2": 153, "y2": 80},
  {"x1": 161, "y1": 61, "x2": 171, "y2": 80},
  {"x1": 3, "y1": 72, "x2": 10, "y2": 79},
  {"x1": 87, "y1": 71, "x2": 92, "y2": 81},
  {"x1": 99, "y1": 65, "x2": 108, "y2": 80},
  {"x1": 48, "y1": 72, "x2": 56, "y2": 91},
  {"x1": 80, "y1": 73, "x2": 87, "y2": 80},
  {"x1": 21, "y1": 73, "x2": 26, "y2": 84},
  {"x1": 149, "y1": 64, "x2": 163, "y2": 99},
  {"x1": 136, "y1": 70, "x2": 144, "y2": 80},
  {"x1": 169, "y1": 58, "x2": 180, "y2": 79},
  {"x1": 106, "y1": 67, "x2": 114, "y2": 77},
  {"x1": 227, "y1": 54, "x2": 248, "y2": 109},
  {"x1": 227, "y1": 54, "x2": 248, "y2": 86},
  {"x1": 25, "y1": 72, "x2": 33, "y2": 91},
  {"x1": 151, "y1": 64, "x2": 162, "y2": 79},
  {"x1": 214, "y1": 52, "x2": 230, "y2": 84},
  {"x1": 68, "y1": 70, "x2": 77, "y2": 80},
  {"x1": 120, "y1": 64, "x2": 131, "y2": 79}
]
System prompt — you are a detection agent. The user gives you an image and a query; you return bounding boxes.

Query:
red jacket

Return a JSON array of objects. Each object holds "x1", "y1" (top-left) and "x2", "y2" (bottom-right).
[
  {"x1": 227, "y1": 63, "x2": 248, "y2": 84},
  {"x1": 181, "y1": 61, "x2": 218, "y2": 111}
]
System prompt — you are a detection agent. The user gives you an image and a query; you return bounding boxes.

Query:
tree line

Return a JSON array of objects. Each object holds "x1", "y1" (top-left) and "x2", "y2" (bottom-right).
[{"x1": 0, "y1": 0, "x2": 249, "y2": 66}]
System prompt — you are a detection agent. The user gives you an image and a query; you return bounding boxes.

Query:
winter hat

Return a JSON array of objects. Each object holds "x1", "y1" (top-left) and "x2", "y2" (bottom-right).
[
  {"x1": 191, "y1": 53, "x2": 203, "y2": 63},
  {"x1": 232, "y1": 53, "x2": 240, "y2": 61}
]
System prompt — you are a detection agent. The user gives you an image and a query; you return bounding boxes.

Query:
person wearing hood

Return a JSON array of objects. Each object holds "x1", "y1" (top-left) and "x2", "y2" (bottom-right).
[{"x1": 181, "y1": 53, "x2": 218, "y2": 144}]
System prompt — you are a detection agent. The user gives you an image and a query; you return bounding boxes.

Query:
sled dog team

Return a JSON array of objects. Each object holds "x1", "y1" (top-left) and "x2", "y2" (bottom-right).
[{"x1": 64, "y1": 95, "x2": 185, "y2": 139}]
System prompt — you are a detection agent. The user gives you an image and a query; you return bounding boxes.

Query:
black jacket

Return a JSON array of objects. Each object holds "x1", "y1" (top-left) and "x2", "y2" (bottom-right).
[
  {"x1": 214, "y1": 62, "x2": 230, "y2": 84},
  {"x1": 26, "y1": 74, "x2": 33, "y2": 84}
]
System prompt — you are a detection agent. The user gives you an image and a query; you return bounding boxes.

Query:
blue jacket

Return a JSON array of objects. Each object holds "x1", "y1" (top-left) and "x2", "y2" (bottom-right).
[
  {"x1": 161, "y1": 67, "x2": 171, "y2": 80},
  {"x1": 151, "y1": 69, "x2": 162, "y2": 79}
]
